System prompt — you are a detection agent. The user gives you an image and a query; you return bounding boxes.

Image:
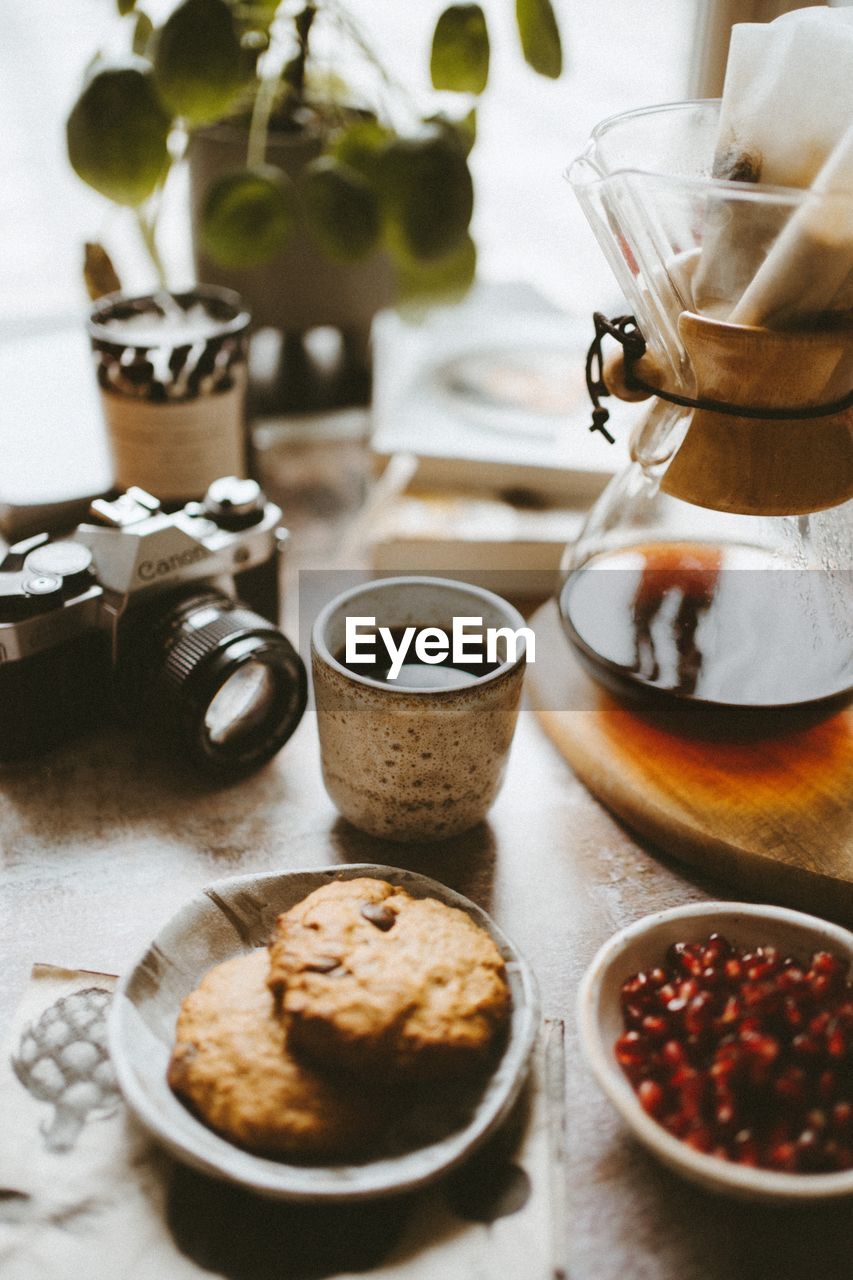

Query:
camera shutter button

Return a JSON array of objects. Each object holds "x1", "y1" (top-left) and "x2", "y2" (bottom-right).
[
  {"x1": 22, "y1": 573, "x2": 64, "y2": 610},
  {"x1": 25, "y1": 542, "x2": 94, "y2": 593},
  {"x1": 203, "y1": 477, "x2": 264, "y2": 530}
]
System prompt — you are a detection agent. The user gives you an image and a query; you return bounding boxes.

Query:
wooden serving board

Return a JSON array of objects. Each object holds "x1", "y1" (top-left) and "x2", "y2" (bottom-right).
[{"x1": 528, "y1": 601, "x2": 853, "y2": 925}]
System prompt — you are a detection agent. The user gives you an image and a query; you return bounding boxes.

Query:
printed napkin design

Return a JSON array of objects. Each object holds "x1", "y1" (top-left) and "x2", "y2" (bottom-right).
[
  {"x1": 12, "y1": 985, "x2": 121, "y2": 1153},
  {"x1": 0, "y1": 966, "x2": 567, "y2": 1280},
  {"x1": 0, "y1": 967, "x2": 179, "y2": 1280}
]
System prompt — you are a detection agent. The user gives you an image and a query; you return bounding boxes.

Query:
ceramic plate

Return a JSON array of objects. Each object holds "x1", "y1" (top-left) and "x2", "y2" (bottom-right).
[{"x1": 109, "y1": 863, "x2": 539, "y2": 1201}]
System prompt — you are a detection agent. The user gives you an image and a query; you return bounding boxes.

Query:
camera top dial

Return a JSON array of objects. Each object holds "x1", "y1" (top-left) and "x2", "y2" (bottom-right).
[
  {"x1": 24, "y1": 541, "x2": 94, "y2": 594},
  {"x1": 202, "y1": 476, "x2": 265, "y2": 531}
]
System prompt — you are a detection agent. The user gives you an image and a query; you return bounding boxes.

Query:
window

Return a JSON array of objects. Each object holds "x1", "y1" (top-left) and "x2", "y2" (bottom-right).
[{"x1": 0, "y1": 0, "x2": 698, "y2": 329}]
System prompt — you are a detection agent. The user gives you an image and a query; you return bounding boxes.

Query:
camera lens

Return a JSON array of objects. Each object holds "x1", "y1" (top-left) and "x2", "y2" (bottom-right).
[
  {"x1": 127, "y1": 590, "x2": 307, "y2": 776},
  {"x1": 203, "y1": 661, "x2": 281, "y2": 748}
]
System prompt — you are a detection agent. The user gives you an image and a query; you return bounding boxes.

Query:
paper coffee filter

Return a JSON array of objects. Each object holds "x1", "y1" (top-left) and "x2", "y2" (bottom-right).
[
  {"x1": 714, "y1": 8, "x2": 853, "y2": 190},
  {"x1": 693, "y1": 5, "x2": 853, "y2": 326}
]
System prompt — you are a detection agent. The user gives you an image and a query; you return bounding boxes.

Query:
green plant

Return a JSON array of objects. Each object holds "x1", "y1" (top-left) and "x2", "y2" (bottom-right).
[{"x1": 67, "y1": 0, "x2": 563, "y2": 304}]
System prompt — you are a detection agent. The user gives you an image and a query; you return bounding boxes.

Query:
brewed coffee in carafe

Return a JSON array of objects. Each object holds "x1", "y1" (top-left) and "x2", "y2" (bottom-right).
[{"x1": 560, "y1": 540, "x2": 851, "y2": 728}]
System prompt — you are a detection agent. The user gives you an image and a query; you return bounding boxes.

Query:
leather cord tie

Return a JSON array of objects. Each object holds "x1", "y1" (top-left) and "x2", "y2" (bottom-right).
[{"x1": 584, "y1": 311, "x2": 853, "y2": 443}]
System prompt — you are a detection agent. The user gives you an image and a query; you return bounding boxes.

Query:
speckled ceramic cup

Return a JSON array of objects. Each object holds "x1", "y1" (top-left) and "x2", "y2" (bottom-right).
[{"x1": 312, "y1": 577, "x2": 528, "y2": 841}]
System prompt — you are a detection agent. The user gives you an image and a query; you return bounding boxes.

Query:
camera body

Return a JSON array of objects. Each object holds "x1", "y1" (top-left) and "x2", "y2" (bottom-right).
[{"x1": 0, "y1": 478, "x2": 306, "y2": 774}]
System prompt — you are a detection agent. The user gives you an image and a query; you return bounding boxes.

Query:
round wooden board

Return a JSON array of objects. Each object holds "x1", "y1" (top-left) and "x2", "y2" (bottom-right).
[{"x1": 528, "y1": 601, "x2": 853, "y2": 925}]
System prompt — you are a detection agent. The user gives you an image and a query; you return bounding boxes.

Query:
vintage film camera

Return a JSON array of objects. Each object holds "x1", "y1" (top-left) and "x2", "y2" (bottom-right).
[{"x1": 0, "y1": 478, "x2": 307, "y2": 776}]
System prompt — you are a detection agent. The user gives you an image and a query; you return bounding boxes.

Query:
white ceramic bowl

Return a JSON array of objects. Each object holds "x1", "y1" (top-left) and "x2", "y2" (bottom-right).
[
  {"x1": 109, "y1": 864, "x2": 539, "y2": 1201},
  {"x1": 577, "y1": 901, "x2": 853, "y2": 1203}
]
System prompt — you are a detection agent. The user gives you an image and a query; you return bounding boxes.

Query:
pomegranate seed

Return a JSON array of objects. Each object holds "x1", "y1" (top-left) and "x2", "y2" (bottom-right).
[
  {"x1": 740, "y1": 1031, "x2": 780, "y2": 1063},
  {"x1": 774, "y1": 1065, "x2": 807, "y2": 1105},
  {"x1": 674, "y1": 1066, "x2": 705, "y2": 1117},
  {"x1": 664, "y1": 1111, "x2": 692, "y2": 1139},
  {"x1": 683, "y1": 1127, "x2": 713, "y2": 1153},
  {"x1": 622, "y1": 1001, "x2": 647, "y2": 1029},
  {"x1": 792, "y1": 1033, "x2": 821, "y2": 1061},
  {"x1": 661, "y1": 1039, "x2": 686, "y2": 1068},
  {"x1": 704, "y1": 934, "x2": 732, "y2": 963},
  {"x1": 637, "y1": 1080, "x2": 665, "y2": 1117},
  {"x1": 817, "y1": 1069, "x2": 837, "y2": 1102},
  {"x1": 831, "y1": 1102, "x2": 852, "y2": 1136},
  {"x1": 767, "y1": 1141, "x2": 797, "y2": 1172},
  {"x1": 684, "y1": 993, "x2": 715, "y2": 1036},
  {"x1": 811, "y1": 951, "x2": 844, "y2": 986},
  {"x1": 615, "y1": 1030, "x2": 649, "y2": 1069},
  {"x1": 715, "y1": 1101, "x2": 736, "y2": 1128},
  {"x1": 827, "y1": 1027, "x2": 847, "y2": 1059},
  {"x1": 782, "y1": 997, "x2": 804, "y2": 1029},
  {"x1": 741, "y1": 1035, "x2": 779, "y2": 1087},
  {"x1": 810, "y1": 974, "x2": 836, "y2": 1001},
  {"x1": 614, "y1": 931, "x2": 853, "y2": 1175},
  {"x1": 682, "y1": 956, "x2": 704, "y2": 978},
  {"x1": 720, "y1": 995, "x2": 740, "y2": 1024}
]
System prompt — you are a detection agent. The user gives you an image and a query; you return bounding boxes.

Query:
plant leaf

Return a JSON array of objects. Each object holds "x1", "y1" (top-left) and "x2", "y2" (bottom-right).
[
  {"x1": 426, "y1": 109, "x2": 476, "y2": 158},
  {"x1": 202, "y1": 167, "x2": 297, "y2": 267},
  {"x1": 237, "y1": 0, "x2": 280, "y2": 14},
  {"x1": 457, "y1": 106, "x2": 477, "y2": 155},
  {"x1": 379, "y1": 132, "x2": 474, "y2": 263},
  {"x1": 329, "y1": 119, "x2": 394, "y2": 182},
  {"x1": 132, "y1": 11, "x2": 153, "y2": 58},
  {"x1": 431, "y1": 5, "x2": 489, "y2": 95},
  {"x1": 301, "y1": 159, "x2": 380, "y2": 264},
  {"x1": 154, "y1": 0, "x2": 247, "y2": 125},
  {"x1": 83, "y1": 242, "x2": 122, "y2": 300},
  {"x1": 117, "y1": 0, "x2": 136, "y2": 14},
  {"x1": 515, "y1": 0, "x2": 562, "y2": 79},
  {"x1": 66, "y1": 63, "x2": 171, "y2": 207},
  {"x1": 397, "y1": 235, "x2": 476, "y2": 313}
]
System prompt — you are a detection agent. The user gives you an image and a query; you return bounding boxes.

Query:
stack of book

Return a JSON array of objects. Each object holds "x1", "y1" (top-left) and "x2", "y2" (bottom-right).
[{"x1": 366, "y1": 282, "x2": 641, "y2": 598}]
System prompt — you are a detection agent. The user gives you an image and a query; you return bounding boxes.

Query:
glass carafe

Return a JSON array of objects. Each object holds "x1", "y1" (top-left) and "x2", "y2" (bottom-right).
[{"x1": 560, "y1": 101, "x2": 853, "y2": 729}]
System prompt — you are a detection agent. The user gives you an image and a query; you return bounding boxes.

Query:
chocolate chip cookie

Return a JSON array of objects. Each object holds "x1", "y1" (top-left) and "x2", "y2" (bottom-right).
[
  {"x1": 168, "y1": 949, "x2": 380, "y2": 1159},
  {"x1": 267, "y1": 878, "x2": 510, "y2": 1081}
]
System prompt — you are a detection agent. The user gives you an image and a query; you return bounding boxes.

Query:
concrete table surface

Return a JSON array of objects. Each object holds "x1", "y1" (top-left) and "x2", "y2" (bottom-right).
[{"x1": 2, "y1": 433, "x2": 851, "y2": 1278}]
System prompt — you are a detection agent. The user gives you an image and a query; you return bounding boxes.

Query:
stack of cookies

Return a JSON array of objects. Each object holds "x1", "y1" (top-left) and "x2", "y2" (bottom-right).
[{"x1": 168, "y1": 877, "x2": 511, "y2": 1160}]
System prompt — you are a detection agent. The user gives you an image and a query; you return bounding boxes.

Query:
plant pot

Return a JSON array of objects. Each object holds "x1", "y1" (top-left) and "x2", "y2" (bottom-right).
[{"x1": 187, "y1": 124, "x2": 396, "y2": 340}]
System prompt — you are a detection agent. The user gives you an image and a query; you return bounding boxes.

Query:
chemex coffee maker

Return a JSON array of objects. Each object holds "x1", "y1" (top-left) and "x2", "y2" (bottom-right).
[{"x1": 559, "y1": 99, "x2": 853, "y2": 732}]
